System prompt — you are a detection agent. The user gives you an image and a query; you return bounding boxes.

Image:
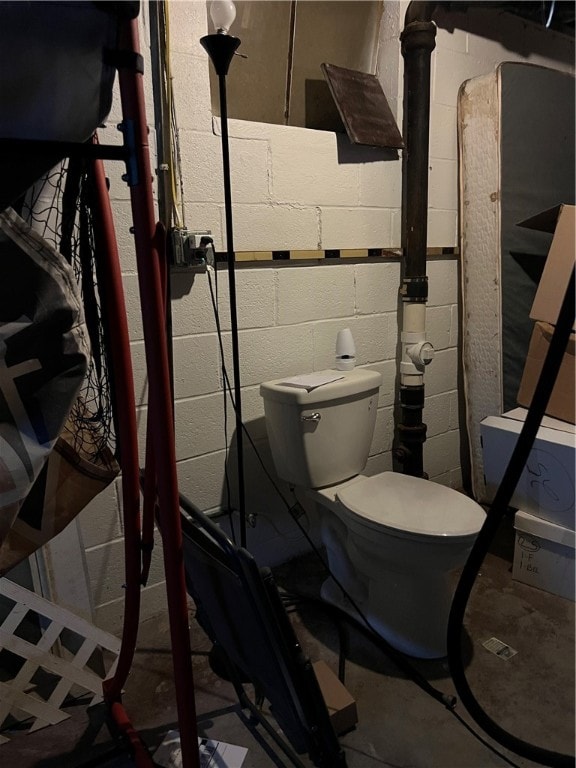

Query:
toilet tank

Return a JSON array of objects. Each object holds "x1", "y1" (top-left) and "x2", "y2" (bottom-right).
[{"x1": 260, "y1": 369, "x2": 381, "y2": 489}]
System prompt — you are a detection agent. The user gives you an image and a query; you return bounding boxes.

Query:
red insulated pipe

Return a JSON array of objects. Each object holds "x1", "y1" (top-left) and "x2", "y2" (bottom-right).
[
  {"x1": 116, "y1": 18, "x2": 200, "y2": 768},
  {"x1": 92, "y1": 151, "x2": 142, "y2": 696},
  {"x1": 91, "y1": 154, "x2": 153, "y2": 768}
]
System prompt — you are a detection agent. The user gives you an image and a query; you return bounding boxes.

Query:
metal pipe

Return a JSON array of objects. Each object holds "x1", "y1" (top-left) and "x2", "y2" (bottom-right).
[
  {"x1": 148, "y1": 0, "x2": 176, "y2": 409},
  {"x1": 395, "y1": 2, "x2": 437, "y2": 478},
  {"x1": 92, "y1": 154, "x2": 143, "y2": 700},
  {"x1": 92, "y1": 154, "x2": 153, "y2": 768},
  {"x1": 400, "y1": 7, "x2": 436, "y2": 279},
  {"x1": 148, "y1": 0, "x2": 172, "y2": 230}
]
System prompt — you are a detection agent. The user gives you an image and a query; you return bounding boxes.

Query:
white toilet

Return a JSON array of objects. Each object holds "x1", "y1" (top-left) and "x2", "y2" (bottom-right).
[{"x1": 259, "y1": 368, "x2": 486, "y2": 659}]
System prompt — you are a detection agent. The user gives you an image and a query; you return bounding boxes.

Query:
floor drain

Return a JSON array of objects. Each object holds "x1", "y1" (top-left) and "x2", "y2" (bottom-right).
[{"x1": 482, "y1": 637, "x2": 518, "y2": 659}]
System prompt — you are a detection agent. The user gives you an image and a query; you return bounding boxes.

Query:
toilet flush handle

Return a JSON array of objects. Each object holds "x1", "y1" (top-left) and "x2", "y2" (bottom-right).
[{"x1": 301, "y1": 412, "x2": 321, "y2": 421}]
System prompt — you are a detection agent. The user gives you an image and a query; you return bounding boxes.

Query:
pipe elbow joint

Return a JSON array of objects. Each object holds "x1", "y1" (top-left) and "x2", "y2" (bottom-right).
[
  {"x1": 401, "y1": 2, "x2": 437, "y2": 55},
  {"x1": 400, "y1": 21, "x2": 437, "y2": 54},
  {"x1": 404, "y1": 1, "x2": 437, "y2": 26}
]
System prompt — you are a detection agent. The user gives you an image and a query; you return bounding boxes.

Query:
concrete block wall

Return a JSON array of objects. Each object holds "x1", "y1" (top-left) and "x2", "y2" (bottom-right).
[{"x1": 77, "y1": 1, "x2": 574, "y2": 633}]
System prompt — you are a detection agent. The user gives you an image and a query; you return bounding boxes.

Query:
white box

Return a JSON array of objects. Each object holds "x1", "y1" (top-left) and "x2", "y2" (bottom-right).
[
  {"x1": 480, "y1": 408, "x2": 575, "y2": 530},
  {"x1": 513, "y1": 510, "x2": 575, "y2": 602}
]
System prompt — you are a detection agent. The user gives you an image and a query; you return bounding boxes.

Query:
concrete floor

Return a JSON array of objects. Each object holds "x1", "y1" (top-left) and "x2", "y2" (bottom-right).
[{"x1": 1, "y1": 520, "x2": 574, "y2": 768}]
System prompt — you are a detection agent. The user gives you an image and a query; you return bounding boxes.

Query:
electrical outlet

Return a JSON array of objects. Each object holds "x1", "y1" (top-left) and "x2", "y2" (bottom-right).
[
  {"x1": 189, "y1": 230, "x2": 212, "y2": 249},
  {"x1": 187, "y1": 230, "x2": 213, "y2": 268},
  {"x1": 170, "y1": 228, "x2": 212, "y2": 269}
]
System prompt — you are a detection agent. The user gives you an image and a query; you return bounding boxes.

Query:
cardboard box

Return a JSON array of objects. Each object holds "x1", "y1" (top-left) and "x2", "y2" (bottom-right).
[
  {"x1": 312, "y1": 660, "x2": 357, "y2": 735},
  {"x1": 517, "y1": 321, "x2": 575, "y2": 424},
  {"x1": 480, "y1": 408, "x2": 575, "y2": 530},
  {"x1": 519, "y1": 203, "x2": 575, "y2": 330},
  {"x1": 513, "y1": 510, "x2": 575, "y2": 602}
]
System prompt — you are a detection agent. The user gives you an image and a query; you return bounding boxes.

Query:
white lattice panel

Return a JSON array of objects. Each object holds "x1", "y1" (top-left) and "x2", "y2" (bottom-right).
[{"x1": 0, "y1": 579, "x2": 120, "y2": 745}]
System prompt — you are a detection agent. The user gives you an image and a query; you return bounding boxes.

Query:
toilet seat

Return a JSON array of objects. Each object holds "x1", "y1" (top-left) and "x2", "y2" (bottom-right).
[{"x1": 336, "y1": 472, "x2": 485, "y2": 540}]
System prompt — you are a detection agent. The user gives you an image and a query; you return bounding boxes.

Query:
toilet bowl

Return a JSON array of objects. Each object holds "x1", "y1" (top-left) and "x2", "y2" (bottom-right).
[
  {"x1": 260, "y1": 368, "x2": 486, "y2": 659},
  {"x1": 309, "y1": 472, "x2": 485, "y2": 658}
]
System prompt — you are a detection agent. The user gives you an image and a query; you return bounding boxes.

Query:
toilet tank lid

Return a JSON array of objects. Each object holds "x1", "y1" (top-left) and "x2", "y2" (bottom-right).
[
  {"x1": 337, "y1": 472, "x2": 486, "y2": 537},
  {"x1": 260, "y1": 368, "x2": 381, "y2": 405}
]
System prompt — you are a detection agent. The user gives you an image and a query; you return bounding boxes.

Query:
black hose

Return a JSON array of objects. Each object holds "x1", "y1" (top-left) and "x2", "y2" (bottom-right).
[{"x1": 447, "y1": 265, "x2": 575, "y2": 768}]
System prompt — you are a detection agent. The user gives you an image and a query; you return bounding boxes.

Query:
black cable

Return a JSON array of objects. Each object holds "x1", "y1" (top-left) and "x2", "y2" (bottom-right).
[
  {"x1": 449, "y1": 710, "x2": 523, "y2": 768},
  {"x1": 207, "y1": 264, "x2": 236, "y2": 544},
  {"x1": 447, "y1": 266, "x2": 575, "y2": 768},
  {"x1": 207, "y1": 262, "x2": 236, "y2": 403}
]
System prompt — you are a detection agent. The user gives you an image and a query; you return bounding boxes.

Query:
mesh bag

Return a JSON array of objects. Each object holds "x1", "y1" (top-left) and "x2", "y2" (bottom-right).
[{"x1": 0, "y1": 161, "x2": 120, "y2": 575}]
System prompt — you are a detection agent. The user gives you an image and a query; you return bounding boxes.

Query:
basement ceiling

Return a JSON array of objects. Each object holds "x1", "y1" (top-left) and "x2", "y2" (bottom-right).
[{"x1": 442, "y1": 1, "x2": 575, "y2": 37}]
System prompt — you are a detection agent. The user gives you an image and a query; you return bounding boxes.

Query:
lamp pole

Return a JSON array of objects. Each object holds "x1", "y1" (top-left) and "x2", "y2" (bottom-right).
[{"x1": 200, "y1": 3, "x2": 247, "y2": 547}]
